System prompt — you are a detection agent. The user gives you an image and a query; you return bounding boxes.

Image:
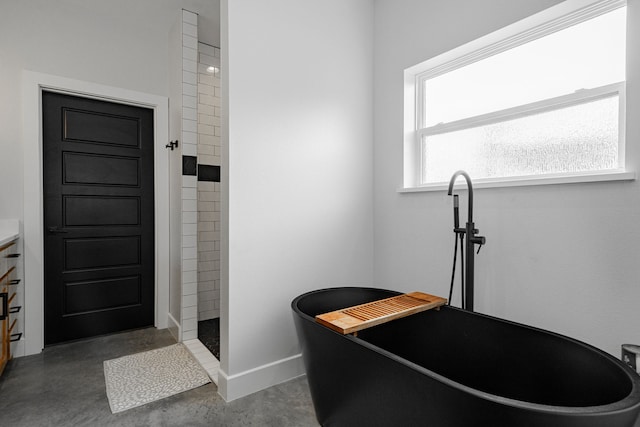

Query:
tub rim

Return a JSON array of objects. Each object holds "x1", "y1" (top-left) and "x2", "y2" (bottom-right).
[{"x1": 292, "y1": 286, "x2": 640, "y2": 418}]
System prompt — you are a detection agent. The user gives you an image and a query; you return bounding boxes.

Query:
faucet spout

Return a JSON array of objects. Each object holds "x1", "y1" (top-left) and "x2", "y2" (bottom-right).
[{"x1": 447, "y1": 170, "x2": 473, "y2": 224}]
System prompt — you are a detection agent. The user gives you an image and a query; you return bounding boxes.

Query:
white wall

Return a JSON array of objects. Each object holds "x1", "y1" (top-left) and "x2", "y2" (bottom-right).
[
  {"x1": 221, "y1": 0, "x2": 374, "y2": 400},
  {"x1": 0, "y1": 0, "x2": 218, "y2": 218},
  {"x1": 373, "y1": 0, "x2": 640, "y2": 357},
  {"x1": 0, "y1": 0, "x2": 164, "y2": 219}
]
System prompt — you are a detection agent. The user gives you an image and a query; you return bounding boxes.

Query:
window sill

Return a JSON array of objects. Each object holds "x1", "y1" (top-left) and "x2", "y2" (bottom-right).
[{"x1": 398, "y1": 170, "x2": 636, "y2": 193}]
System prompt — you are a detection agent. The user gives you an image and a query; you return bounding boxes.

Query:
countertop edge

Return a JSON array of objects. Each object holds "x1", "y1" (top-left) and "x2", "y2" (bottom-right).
[
  {"x1": 0, "y1": 232, "x2": 19, "y2": 247},
  {"x1": 0, "y1": 219, "x2": 20, "y2": 247}
]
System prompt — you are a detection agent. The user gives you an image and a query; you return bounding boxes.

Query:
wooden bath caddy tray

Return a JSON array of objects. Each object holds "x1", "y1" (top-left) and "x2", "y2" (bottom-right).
[{"x1": 316, "y1": 292, "x2": 447, "y2": 335}]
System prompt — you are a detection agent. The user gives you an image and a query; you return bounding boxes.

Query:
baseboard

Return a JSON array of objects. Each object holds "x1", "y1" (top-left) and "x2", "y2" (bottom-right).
[
  {"x1": 217, "y1": 353, "x2": 306, "y2": 402},
  {"x1": 167, "y1": 312, "x2": 181, "y2": 342}
]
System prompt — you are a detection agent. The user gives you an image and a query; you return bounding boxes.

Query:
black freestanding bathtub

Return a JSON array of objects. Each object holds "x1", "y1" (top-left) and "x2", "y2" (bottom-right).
[{"x1": 292, "y1": 287, "x2": 640, "y2": 427}]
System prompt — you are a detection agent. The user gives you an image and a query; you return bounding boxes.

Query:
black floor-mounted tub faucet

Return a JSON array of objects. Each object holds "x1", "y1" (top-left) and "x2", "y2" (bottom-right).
[{"x1": 448, "y1": 170, "x2": 485, "y2": 312}]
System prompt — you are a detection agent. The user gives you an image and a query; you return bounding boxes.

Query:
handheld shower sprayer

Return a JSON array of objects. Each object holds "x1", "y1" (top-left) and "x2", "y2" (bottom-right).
[{"x1": 453, "y1": 194, "x2": 460, "y2": 230}]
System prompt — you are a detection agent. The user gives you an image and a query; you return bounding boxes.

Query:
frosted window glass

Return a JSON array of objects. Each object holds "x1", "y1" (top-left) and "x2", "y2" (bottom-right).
[
  {"x1": 423, "y1": 8, "x2": 625, "y2": 127},
  {"x1": 422, "y1": 95, "x2": 619, "y2": 183}
]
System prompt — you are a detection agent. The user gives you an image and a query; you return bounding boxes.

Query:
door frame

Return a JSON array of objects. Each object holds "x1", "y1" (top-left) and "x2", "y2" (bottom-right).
[{"x1": 22, "y1": 71, "x2": 170, "y2": 356}]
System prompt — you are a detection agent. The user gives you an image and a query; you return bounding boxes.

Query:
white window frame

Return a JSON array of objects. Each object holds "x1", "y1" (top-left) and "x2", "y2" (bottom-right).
[{"x1": 401, "y1": 0, "x2": 634, "y2": 192}]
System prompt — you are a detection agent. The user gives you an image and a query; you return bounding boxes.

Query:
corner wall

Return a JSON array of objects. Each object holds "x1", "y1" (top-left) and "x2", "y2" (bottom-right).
[
  {"x1": 373, "y1": 0, "x2": 640, "y2": 356},
  {"x1": 220, "y1": 0, "x2": 375, "y2": 400}
]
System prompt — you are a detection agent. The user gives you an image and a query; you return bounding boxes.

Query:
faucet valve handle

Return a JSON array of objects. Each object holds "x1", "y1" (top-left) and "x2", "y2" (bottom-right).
[{"x1": 473, "y1": 235, "x2": 486, "y2": 254}]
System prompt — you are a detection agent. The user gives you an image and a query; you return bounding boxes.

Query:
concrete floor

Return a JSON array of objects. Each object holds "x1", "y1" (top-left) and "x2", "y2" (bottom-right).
[{"x1": 0, "y1": 328, "x2": 319, "y2": 426}]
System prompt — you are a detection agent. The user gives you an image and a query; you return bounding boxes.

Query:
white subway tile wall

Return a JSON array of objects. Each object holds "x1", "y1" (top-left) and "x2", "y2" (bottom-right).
[
  {"x1": 197, "y1": 42, "x2": 221, "y2": 321},
  {"x1": 181, "y1": 9, "x2": 199, "y2": 341}
]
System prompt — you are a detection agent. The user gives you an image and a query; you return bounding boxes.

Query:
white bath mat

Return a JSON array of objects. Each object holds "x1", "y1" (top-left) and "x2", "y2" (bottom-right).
[{"x1": 103, "y1": 343, "x2": 211, "y2": 413}]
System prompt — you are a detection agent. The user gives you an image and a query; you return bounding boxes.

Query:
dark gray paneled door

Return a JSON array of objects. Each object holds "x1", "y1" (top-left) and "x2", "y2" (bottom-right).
[{"x1": 43, "y1": 91, "x2": 155, "y2": 345}]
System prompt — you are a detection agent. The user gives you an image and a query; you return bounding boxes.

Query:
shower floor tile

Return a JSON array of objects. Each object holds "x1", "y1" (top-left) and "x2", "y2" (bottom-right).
[{"x1": 198, "y1": 318, "x2": 220, "y2": 360}]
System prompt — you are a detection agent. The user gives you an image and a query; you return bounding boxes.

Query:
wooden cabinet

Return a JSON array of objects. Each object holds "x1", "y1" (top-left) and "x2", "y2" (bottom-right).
[{"x1": 0, "y1": 239, "x2": 20, "y2": 376}]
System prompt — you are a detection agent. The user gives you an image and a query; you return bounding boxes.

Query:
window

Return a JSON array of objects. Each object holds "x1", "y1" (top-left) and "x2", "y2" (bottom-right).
[{"x1": 403, "y1": 0, "x2": 630, "y2": 189}]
